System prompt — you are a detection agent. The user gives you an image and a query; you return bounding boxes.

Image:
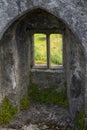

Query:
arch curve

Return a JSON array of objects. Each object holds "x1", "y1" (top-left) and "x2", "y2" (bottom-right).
[
  {"x1": 0, "y1": 6, "x2": 84, "y2": 49},
  {"x1": 0, "y1": 6, "x2": 86, "y2": 129}
]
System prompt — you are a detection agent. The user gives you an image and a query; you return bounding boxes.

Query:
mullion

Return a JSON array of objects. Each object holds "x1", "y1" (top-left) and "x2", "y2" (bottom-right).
[{"x1": 46, "y1": 34, "x2": 50, "y2": 69}]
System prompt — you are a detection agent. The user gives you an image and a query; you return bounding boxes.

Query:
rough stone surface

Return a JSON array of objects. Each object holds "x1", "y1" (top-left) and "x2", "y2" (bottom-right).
[
  {"x1": 5, "y1": 104, "x2": 74, "y2": 130},
  {"x1": 30, "y1": 69, "x2": 65, "y2": 90},
  {"x1": 0, "y1": 0, "x2": 87, "y2": 129}
]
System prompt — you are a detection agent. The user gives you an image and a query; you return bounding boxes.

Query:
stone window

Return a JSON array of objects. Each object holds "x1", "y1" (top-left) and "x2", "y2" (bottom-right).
[{"x1": 33, "y1": 33, "x2": 63, "y2": 69}]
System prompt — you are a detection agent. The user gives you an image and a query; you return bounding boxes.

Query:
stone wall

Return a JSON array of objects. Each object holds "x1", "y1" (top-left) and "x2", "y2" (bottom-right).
[
  {"x1": 64, "y1": 28, "x2": 85, "y2": 117},
  {"x1": 30, "y1": 69, "x2": 65, "y2": 90},
  {"x1": 0, "y1": 0, "x2": 87, "y2": 129}
]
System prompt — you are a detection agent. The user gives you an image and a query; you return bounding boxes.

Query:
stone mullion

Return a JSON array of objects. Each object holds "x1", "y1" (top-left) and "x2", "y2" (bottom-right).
[
  {"x1": 31, "y1": 34, "x2": 34, "y2": 68},
  {"x1": 46, "y1": 34, "x2": 50, "y2": 69}
]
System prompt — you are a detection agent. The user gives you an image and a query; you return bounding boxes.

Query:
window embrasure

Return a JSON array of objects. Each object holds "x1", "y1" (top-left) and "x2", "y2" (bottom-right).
[{"x1": 32, "y1": 33, "x2": 63, "y2": 69}]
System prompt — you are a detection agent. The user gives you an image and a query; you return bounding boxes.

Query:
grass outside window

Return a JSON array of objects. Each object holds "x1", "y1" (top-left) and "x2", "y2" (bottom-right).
[{"x1": 34, "y1": 33, "x2": 63, "y2": 68}]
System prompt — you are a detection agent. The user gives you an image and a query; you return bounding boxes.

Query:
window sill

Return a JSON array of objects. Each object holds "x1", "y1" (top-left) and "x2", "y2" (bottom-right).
[{"x1": 31, "y1": 65, "x2": 64, "y2": 73}]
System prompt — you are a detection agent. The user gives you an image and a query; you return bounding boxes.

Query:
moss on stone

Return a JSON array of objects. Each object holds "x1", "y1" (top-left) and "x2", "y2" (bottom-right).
[
  {"x1": 28, "y1": 80, "x2": 68, "y2": 108},
  {"x1": 76, "y1": 110, "x2": 85, "y2": 130},
  {"x1": 20, "y1": 95, "x2": 30, "y2": 111},
  {"x1": 0, "y1": 97, "x2": 18, "y2": 125}
]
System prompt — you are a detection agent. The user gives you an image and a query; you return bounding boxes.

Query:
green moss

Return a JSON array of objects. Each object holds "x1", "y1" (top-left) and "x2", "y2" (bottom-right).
[
  {"x1": 28, "y1": 81, "x2": 68, "y2": 108},
  {"x1": 0, "y1": 97, "x2": 18, "y2": 125},
  {"x1": 46, "y1": 75, "x2": 50, "y2": 80},
  {"x1": 20, "y1": 95, "x2": 30, "y2": 111},
  {"x1": 76, "y1": 110, "x2": 85, "y2": 130},
  {"x1": 50, "y1": 84, "x2": 58, "y2": 89}
]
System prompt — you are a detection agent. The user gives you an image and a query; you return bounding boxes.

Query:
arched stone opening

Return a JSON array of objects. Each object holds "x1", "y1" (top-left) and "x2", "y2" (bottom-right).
[{"x1": 0, "y1": 8, "x2": 85, "y2": 129}]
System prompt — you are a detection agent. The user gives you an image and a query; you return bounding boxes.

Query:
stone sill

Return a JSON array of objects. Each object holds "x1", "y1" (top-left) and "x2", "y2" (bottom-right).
[{"x1": 30, "y1": 66, "x2": 64, "y2": 73}]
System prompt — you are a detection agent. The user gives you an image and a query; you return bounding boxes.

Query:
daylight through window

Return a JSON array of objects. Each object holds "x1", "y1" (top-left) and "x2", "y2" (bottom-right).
[
  {"x1": 34, "y1": 34, "x2": 47, "y2": 66},
  {"x1": 50, "y1": 34, "x2": 63, "y2": 67},
  {"x1": 34, "y1": 33, "x2": 63, "y2": 69}
]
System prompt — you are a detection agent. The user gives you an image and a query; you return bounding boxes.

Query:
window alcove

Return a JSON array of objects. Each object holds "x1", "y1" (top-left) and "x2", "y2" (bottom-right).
[{"x1": 0, "y1": 8, "x2": 85, "y2": 129}]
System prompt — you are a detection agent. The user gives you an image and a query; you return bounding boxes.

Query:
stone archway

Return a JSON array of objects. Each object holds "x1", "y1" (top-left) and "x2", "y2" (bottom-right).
[{"x1": 0, "y1": 7, "x2": 86, "y2": 129}]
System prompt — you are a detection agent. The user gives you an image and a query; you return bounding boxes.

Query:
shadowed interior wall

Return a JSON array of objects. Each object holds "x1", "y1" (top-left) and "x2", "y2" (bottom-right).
[{"x1": 64, "y1": 28, "x2": 85, "y2": 117}]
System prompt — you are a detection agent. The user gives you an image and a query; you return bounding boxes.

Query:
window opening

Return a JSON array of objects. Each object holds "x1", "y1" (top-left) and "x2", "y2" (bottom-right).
[
  {"x1": 50, "y1": 34, "x2": 63, "y2": 67},
  {"x1": 34, "y1": 34, "x2": 47, "y2": 67},
  {"x1": 33, "y1": 33, "x2": 63, "y2": 69}
]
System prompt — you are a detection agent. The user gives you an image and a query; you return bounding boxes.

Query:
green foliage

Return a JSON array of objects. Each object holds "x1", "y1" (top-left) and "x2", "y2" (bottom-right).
[
  {"x1": 0, "y1": 97, "x2": 18, "y2": 125},
  {"x1": 50, "y1": 51, "x2": 62, "y2": 65},
  {"x1": 76, "y1": 110, "x2": 85, "y2": 130},
  {"x1": 34, "y1": 34, "x2": 63, "y2": 65},
  {"x1": 28, "y1": 81, "x2": 68, "y2": 108},
  {"x1": 20, "y1": 95, "x2": 30, "y2": 111},
  {"x1": 50, "y1": 34, "x2": 63, "y2": 65},
  {"x1": 34, "y1": 34, "x2": 46, "y2": 64}
]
